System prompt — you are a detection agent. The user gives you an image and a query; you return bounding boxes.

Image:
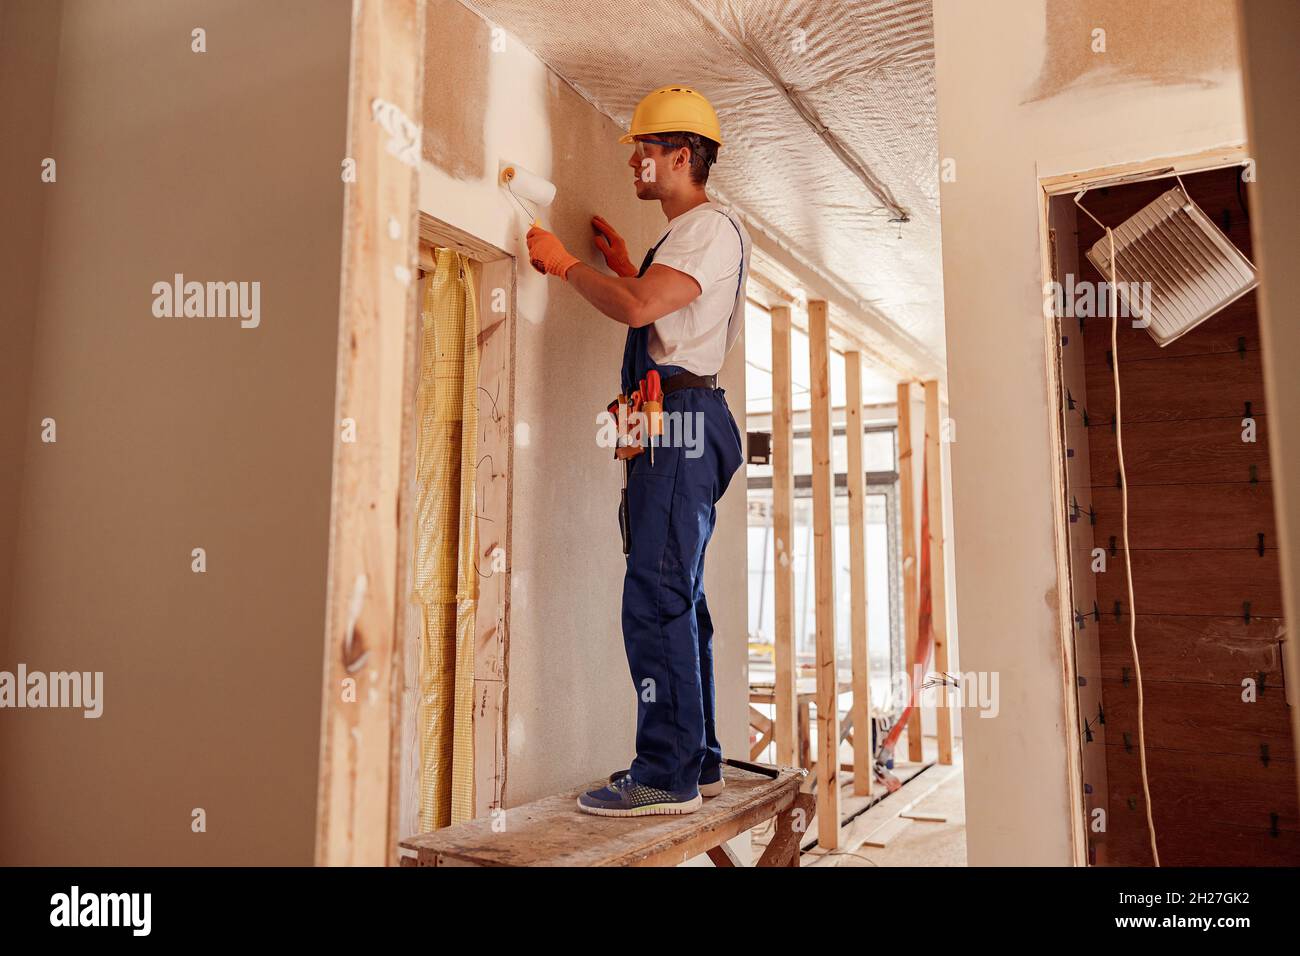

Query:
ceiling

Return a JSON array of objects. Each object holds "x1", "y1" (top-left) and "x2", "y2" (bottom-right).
[
  {"x1": 461, "y1": 0, "x2": 946, "y2": 377},
  {"x1": 744, "y1": 304, "x2": 901, "y2": 416}
]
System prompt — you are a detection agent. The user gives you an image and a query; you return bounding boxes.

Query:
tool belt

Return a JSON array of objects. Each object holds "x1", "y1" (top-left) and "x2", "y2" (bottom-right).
[
  {"x1": 609, "y1": 369, "x2": 717, "y2": 554},
  {"x1": 606, "y1": 371, "x2": 718, "y2": 460},
  {"x1": 661, "y1": 371, "x2": 718, "y2": 394}
]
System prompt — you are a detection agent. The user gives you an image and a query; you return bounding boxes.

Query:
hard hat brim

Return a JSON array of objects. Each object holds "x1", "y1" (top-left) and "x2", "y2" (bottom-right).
[{"x1": 617, "y1": 126, "x2": 724, "y2": 147}]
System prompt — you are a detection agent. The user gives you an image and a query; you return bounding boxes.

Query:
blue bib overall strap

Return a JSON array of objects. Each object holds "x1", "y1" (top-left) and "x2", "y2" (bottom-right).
[
  {"x1": 615, "y1": 223, "x2": 745, "y2": 795},
  {"x1": 620, "y1": 230, "x2": 681, "y2": 396}
]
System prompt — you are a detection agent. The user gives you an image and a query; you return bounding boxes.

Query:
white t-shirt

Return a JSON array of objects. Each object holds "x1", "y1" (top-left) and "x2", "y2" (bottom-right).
[{"x1": 645, "y1": 200, "x2": 749, "y2": 376}]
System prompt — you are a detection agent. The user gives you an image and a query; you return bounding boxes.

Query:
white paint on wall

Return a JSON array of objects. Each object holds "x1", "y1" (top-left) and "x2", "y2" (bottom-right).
[{"x1": 420, "y1": 0, "x2": 749, "y2": 824}]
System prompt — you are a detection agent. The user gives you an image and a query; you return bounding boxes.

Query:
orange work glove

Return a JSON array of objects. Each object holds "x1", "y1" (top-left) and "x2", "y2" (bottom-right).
[
  {"x1": 526, "y1": 225, "x2": 580, "y2": 278},
  {"x1": 591, "y1": 215, "x2": 638, "y2": 278}
]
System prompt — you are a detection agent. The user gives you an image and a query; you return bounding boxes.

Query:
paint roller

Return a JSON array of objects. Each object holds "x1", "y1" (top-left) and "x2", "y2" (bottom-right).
[
  {"x1": 499, "y1": 160, "x2": 556, "y2": 228},
  {"x1": 500, "y1": 160, "x2": 558, "y2": 276}
]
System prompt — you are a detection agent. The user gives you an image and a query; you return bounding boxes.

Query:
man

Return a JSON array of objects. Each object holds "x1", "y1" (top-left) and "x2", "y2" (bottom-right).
[{"x1": 525, "y1": 85, "x2": 751, "y2": 817}]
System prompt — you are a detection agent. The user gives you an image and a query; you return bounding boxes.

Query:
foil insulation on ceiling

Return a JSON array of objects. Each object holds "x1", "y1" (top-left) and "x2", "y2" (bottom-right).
[{"x1": 462, "y1": 0, "x2": 945, "y2": 368}]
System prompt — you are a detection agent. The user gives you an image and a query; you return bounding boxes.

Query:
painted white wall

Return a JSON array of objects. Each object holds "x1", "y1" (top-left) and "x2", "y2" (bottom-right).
[
  {"x1": 932, "y1": 0, "x2": 1245, "y2": 865},
  {"x1": 421, "y1": 0, "x2": 750, "y2": 828}
]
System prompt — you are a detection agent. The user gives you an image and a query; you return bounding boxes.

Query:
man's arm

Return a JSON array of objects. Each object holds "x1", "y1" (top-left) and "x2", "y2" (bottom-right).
[{"x1": 566, "y1": 263, "x2": 701, "y2": 328}]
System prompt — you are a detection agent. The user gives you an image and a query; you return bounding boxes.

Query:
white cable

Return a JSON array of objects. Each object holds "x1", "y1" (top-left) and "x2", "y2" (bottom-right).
[{"x1": 1107, "y1": 227, "x2": 1160, "y2": 867}]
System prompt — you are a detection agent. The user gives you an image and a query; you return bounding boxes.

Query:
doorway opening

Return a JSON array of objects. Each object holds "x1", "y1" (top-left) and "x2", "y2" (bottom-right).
[
  {"x1": 395, "y1": 215, "x2": 517, "y2": 843},
  {"x1": 1043, "y1": 155, "x2": 1294, "y2": 866}
]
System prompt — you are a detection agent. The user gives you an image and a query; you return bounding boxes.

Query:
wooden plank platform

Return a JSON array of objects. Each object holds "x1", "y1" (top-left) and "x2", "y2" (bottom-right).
[
  {"x1": 1097, "y1": 615, "x2": 1284, "y2": 685},
  {"x1": 1087, "y1": 416, "x2": 1270, "y2": 487},
  {"x1": 399, "y1": 764, "x2": 813, "y2": 867},
  {"x1": 1085, "y1": 347, "x2": 1266, "y2": 424},
  {"x1": 1094, "y1": 548, "x2": 1282, "y2": 617}
]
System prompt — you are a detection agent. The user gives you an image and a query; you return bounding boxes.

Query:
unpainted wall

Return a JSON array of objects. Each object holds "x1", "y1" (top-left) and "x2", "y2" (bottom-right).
[
  {"x1": 1, "y1": 0, "x2": 352, "y2": 864},
  {"x1": 0, "y1": 1, "x2": 61, "y2": 660},
  {"x1": 421, "y1": 0, "x2": 750, "y2": 811}
]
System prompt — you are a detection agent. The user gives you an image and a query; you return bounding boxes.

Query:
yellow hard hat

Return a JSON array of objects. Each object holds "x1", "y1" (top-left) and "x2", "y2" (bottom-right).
[{"x1": 619, "y1": 85, "x2": 723, "y2": 146}]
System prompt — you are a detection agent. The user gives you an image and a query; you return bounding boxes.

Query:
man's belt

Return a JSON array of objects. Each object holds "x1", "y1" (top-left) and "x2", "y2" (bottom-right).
[{"x1": 661, "y1": 371, "x2": 718, "y2": 395}]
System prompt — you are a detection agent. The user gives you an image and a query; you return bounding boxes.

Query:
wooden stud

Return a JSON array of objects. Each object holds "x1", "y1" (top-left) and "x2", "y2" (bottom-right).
[
  {"x1": 808, "y1": 300, "x2": 841, "y2": 849},
  {"x1": 923, "y1": 380, "x2": 954, "y2": 766},
  {"x1": 316, "y1": 0, "x2": 425, "y2": 867},
  {"x1": 770, "y1": 304, "x2": 798, "y2": 767},
  {"x1": 897, "y1": 382, "x2": 922, "y2": 762},
  {"x1": 798, "y1": 697, "x2": 812, "y2": 770},
  {"x1": 845, "y1": 352, "x2": 872, "y2": 796},
  {"x1": 393, "y1": 258, "x2": 425, "y2": 849}
]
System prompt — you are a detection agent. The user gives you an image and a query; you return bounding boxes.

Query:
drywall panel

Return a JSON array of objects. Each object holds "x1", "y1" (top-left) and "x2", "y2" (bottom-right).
[
  {"x1": 1, "y1": 0, "x2": 352, "y2": 864},
  {"x1": 420, "y1": 0, "x2": 750, "y2": 823},
  {"x1": 931, "y1": 0, "x2": 1245, "y2": 865},
  {"x1": 0, "y1": 0, "x2": 61, "y2": 660}
]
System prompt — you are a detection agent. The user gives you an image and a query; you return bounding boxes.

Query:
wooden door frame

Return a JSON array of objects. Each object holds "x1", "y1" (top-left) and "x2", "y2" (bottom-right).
[
  {"x1": 315, "y1": 0, "x2": 426, "y2": 868},
  {"x1": 1034, "y1": 144, "x2": 1250, "y2": 867},
  {"x1": 394, "y1": 214, "x2": 516, "y2": 846}
]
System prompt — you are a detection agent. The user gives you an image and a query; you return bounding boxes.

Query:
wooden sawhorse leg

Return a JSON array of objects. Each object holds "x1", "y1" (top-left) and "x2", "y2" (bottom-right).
[
  {"x1": 704, "y1": 792, "x2": 816, "y2": 868},
  {"x1": 757, "y1": 792, "x2": 817, "y2": 867}
]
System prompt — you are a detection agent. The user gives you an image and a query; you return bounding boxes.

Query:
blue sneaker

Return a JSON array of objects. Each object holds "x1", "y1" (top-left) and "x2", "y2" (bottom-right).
[
  {"x1": 578, "y1": 773, "x2": 702, "y2": 817},
  {"x1": 607, "y1": 765, "x2": 725, "y2": 798}
]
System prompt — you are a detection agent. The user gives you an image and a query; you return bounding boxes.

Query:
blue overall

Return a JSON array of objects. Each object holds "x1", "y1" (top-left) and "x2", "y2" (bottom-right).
[{"x1": 619, "y1": 234, "x2": 745, "y2": 793}]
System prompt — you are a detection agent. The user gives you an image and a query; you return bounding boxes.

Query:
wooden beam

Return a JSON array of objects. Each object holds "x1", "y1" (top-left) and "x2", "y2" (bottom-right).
[
  {"x1": 1038, "y1": 145, "x2": 1248, "y2": 195},
  {"x1": 315, "y1": 0, "x2": 425, "y2": 867},
  {"x1": 392, "y1": 267, "x2": 424, "y2": 850},
  {"x1": 770, "y1": 304, "x2": 798, "y2": 767},
  {"x1": 844, "y1": 352, "x2": 872, "y2": 796},
  {"x1": 807, "y1": 300, "x2": 841, "y2": 849},
  {"x1": 749, "y1": 269, "x2": 798, "y2": 304},
  {"x1": 923, "y1": 380, "x2": 953, "y2": 766},
  {"x1": 897, "y1": 382, "x2": 922, "y2": 762}
]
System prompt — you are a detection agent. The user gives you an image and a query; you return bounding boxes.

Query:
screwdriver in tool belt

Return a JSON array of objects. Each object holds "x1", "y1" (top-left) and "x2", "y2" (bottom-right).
[
  {"x1": 631, "y1": 387, "x2": 647, "y2": 465},
  {"x1": 644, "y1": 371, "x2": 662, "y2": 467},
  {"x1": 609, "y1": 393, "x2": 633, "y2": 555}
]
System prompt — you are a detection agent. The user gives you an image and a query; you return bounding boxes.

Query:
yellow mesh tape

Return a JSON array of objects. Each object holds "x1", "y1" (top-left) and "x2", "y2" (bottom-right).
[
  {"x1": 450, "y1": 252, "x2": 479, "y2": 825},
  {"x1": 414, "y1": 248, "x2": 479, "y2": 830}
]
